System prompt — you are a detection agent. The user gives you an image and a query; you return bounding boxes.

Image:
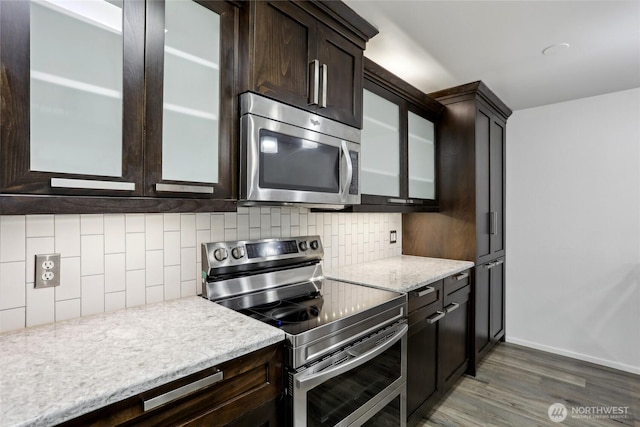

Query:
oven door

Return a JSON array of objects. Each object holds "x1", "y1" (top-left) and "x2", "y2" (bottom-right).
[
  {"x1": 289, "y1": 321, "x2": 407, "y2": 427},
  {"x1": 240, "y1": 113, "x2": 360, "y2": 206}
]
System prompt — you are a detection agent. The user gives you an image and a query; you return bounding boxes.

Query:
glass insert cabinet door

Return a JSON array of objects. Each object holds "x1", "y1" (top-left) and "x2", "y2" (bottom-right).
[
  {"x1": 145, "y1": 0, "x2": 236, "y2": 198},
  {"x1": 408, "y1": 111, "x2": 436, "y2": 200},
  {"x1": 360, "y1": 88, "x2": 401, "y2": 197},
  {"x1": 0, "y1": 0, "x2": 144, "y2": 194}
]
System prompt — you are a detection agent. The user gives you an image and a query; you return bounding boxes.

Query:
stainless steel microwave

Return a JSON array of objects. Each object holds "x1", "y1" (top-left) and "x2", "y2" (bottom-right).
[{"x1": 239, "y1": 92, "x2": 361, "y2": 207}]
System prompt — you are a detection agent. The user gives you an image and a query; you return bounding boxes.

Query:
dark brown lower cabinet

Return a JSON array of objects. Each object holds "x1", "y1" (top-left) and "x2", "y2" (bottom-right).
[
  {"x1": 471, "y1": 258, "x2": 505, "y2": 375},
  {"x1": 407, "y1": 270, "x2": 471, "y2": 426},
  {"x1": 59, "y1": 343, "x2": 283, "y2": 427}
]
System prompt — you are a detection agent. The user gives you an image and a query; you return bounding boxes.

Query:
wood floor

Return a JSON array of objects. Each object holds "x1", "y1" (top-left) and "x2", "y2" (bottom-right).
[{"x1": 417, "y1": 343, "x2": 639, "y2": 426}]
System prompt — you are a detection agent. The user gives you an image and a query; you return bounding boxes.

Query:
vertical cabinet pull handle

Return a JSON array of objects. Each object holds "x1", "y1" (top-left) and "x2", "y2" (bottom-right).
[
  {"x1": 490, "y1": 211, "x2": 498, "y2": 235},
  {"x1": 320, "y1": 63, "x2": 328, "y2": 108},
  {"x1": 309, "y1": 59, "x2": 320, "y2": 105}
]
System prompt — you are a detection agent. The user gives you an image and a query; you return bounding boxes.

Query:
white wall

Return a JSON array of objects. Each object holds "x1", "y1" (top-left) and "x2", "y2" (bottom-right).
[
  {"x1": 506, "y1": 88, "x2": 640, "y2": 374},
  {"x1": 0, "y1": 210, "x2": 402, "y2": 332}
]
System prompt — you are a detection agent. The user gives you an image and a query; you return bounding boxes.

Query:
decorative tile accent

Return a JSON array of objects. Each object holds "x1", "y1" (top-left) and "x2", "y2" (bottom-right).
[{"x1": 0, "y1": 211, "x2": 402, "y2": 331}]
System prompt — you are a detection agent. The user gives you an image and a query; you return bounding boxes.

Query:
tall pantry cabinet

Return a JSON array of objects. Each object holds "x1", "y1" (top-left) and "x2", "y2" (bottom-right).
[{"x1": 402, "y1": 81, "x2": 512, "y2": 375}]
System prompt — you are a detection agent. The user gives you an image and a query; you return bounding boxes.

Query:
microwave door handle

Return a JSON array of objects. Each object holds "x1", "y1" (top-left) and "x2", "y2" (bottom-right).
[
  {"x1": 340, "y1": 140, "x2": 353, "y2": 201},
  {"x1": 295, "y1": 323, "x2": 407, "y2": 392}
]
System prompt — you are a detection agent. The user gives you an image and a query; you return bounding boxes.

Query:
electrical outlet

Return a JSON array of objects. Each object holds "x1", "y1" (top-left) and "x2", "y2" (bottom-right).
[
  {"x1": 390, "y1": 230, "x2": 397, "y2": 244},
  {"x1": 35, "y1": 254, "x2": 61, "y2": 289}
]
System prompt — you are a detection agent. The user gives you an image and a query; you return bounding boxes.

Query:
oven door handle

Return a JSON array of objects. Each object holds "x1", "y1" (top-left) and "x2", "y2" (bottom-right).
[
  {"x1": 339, "y1": 140, "x2": 353, "y2": 202},
  {"x1": 295, "y1": 323, "x2": 408, "y2": 392}
]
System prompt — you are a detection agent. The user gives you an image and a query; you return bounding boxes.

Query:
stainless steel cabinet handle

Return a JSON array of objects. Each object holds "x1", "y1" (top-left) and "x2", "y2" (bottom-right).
[
  {"x1": 445, "y1": 302, "x2": 460, "y2": 313},
  {"x1": 490, "y1": 211, "x2": 498, "y2": 235},
  {"x1": 143, "y1": 370, "x2": 223, "y2": 412},
  {"x1": 51, "y1": 178, "x2": 135, "y2": 191},
  {"x1": 155, "y1": 183, "x2": 214, "y2": 194},
  {"x1": 454, "y1": 272, "x2": 469, "y2": 281},
  {"x1": 416, "y1": 286, "x2": 435, "y2": 297},
  {"x1": 320, "y1": 63, "x2": 328, "y2": 108},
  {"x1": 485, "y1": 262, "x2": 496, "y2": 269},
  {"x1": 387, "y1": 198, "x2": 407, "y2": 204},
  {"x1": 426, "y1": 311, "x2": 445, "y2": 324},
  {"x1": 494, "y1": 259, "x2": 504, "y2": 266},
  {"x1": 309, "y1": 59, "x2": 320, "y2": 105}
]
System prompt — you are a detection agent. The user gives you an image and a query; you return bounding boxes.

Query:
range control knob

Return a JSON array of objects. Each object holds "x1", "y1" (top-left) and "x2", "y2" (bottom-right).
[
  {"x1": 231, "y1": 246, "x2": 245, "y2": 259},
  {"x1": 298, "y1": 241, "x2": 308, "y2": 251},
  {"x1": 213, "y1": 248, "x2": 228, "y2": 262},
  {"x1": 310, "y1": 240, "x2": 319, "y2": 250}
]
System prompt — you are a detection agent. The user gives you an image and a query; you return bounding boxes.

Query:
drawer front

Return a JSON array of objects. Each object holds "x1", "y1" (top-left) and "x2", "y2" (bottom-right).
[
  {"x1": 408, "y1": 280, "x2": 443, "y2": 313},
  {"x1": 444, "y1": 283, "x2": 470, "y2": 308},
  {"x1": 444, "y1": 269, "x2": 471, "y2": 297}
]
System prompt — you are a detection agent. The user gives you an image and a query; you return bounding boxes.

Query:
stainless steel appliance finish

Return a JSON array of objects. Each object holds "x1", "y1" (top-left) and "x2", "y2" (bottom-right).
[
  {"x1": 239, "y1": 92, "x2": 361, "y2": 207},
  {"x1": 202, "y1": 235, "x2": 407, "y2": 426}
]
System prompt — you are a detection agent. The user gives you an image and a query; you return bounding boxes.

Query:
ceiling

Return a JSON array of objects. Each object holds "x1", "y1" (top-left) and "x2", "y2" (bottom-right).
[{"x1": 343, "y1": 0, "x2": 640, "y2": 111}]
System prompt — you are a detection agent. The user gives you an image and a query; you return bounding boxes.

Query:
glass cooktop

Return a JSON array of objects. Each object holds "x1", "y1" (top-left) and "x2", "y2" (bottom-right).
[{"x1": 217, "y1": 278, "x2": 403, "y2": 336}]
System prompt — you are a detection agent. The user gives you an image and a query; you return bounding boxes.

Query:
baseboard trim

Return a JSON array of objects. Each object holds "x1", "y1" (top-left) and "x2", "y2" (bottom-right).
[{"x1": 505, "y1": 336, "x2": 640, "y2": 375}]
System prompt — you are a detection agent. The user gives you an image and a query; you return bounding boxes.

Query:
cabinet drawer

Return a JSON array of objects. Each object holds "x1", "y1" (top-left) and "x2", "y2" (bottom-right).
[
  {"x1": 444, "y1": 283, "x2": 470, "y2": 308},
  {"x1": 444, "y1": 269, "x2": 471, "y2": 296},
  {"x1": 408, "y1": 280, "x2": 443, "y2": 313},
  {"x1": 60, "y1": 343, "x2": 283, "y2": 427}
]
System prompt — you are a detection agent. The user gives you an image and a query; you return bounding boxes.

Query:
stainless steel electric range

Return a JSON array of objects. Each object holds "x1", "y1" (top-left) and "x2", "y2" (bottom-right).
[{"x1": 202, "y1": 236, "x2": 407, "y2": 427}]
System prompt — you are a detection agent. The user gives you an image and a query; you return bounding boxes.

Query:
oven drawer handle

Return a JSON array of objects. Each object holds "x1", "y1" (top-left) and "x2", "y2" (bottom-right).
[
  {"x1": 295, "y1": 323, "x2": 408, "y2": 392},
  {"x1": 143, "y1": 370, "x2": 223, "y2": 412}
]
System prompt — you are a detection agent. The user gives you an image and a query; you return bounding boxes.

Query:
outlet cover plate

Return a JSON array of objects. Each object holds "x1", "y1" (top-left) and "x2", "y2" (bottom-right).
[{"x1": 35, "y1": 254, "x2": 61, "y2": 289}]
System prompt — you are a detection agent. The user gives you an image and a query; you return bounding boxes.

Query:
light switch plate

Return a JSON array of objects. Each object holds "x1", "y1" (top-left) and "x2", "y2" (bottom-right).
[
  {"x1": 35, "y1": 254, "x2": 61, "y2": 289},
  {"x1": 390, "y1": 230, "x2": 397, "y2": 244}
]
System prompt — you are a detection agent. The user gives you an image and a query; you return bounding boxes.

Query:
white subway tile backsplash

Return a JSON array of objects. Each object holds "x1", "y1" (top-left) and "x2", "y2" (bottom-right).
[
  {"x1": 26, "y1": 215, "x2": 54, "y2": 238},
  {"x1": 146, "y1": 285, "x2": 164, "y2": 304},
  {"x1": 164, "y1": 265, "x2": 181, "y2": 301},
  {"x1": 0, "y1": 307, "x2": 25, "y2": 332},
  {"x1": 104, "y1": 253, "x2": 126, "y2": 293},
  {"x1": 55, "y1": 215, "x2": 81, "y2": 257},
  {"x1": 1, "y1": 211, "x2": 401, "y2": 330},
  {"x1": 0, "y1": 262, "x2": 26, "y2": 310},
  {"x1": 180, "y1": 214, "x2": 196, "y2": 248},
  {"x1": 81, "y1": 275, "x2": 104, "y2": 316},
  {"x1": 56, "y1": 298, "x2": 80, "y2": 322},
  {"x1": 56, "y1": 257, "x2": 81, "y2": 301},
  {"x1": 27, "y1": 237, "x2": 55, "y2": 283},
  {"x1": 163, "y1": 231, "x2": 181, "y2": 266},
  {"x1": 125, "y1": 233, "x2": 145, "y2": 271},
  {"x1": 180, "y1": 248, "x2": 197, "y2": 281},
  {"x1": 80, "y1": 235, "x2": 104, "y2": 277},
  {"x1": 105, "y1": 291, "x2": 126, "y2": 312},
  {"x1": 145, "y1": 214, "x2": 164, "y2": 250},
  {"x1": 104, "y1": 215, "x2": 126, "y2": 254},
  {"x1": 80, "y1": 214, "x2": 104, "y2": 235},
  {"x1": 164, "y1": 213, "x2": 181, "y2": 232},
  {"x1": 146, "y1": 250, "x2": 164, "y2": 286},
  {"x1": 126, "y1": 270, "x2": 145, "y2": 308},
  {"x1": 26, "y1": 285, "x2": 54, "y2": 327},
  {"x1": 1, "y1": 216, "x2": 26, "y2": 263},
  {"x1": 125, "y1": 214, "x2": 145, "y2": 233}
]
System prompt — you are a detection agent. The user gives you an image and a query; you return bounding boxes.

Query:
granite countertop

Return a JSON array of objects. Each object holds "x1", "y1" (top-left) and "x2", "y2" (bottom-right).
[
  {"x1": 0, "y1": 297, "x2": 284, "y2": 427},
  {"x1": 325, "y1": 255, "x2": 475, "y2": 293}
]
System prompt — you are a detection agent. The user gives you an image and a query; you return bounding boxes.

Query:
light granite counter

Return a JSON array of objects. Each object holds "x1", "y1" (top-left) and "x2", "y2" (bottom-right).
[
  {"x1": 325, "y1": 255, "x2": 475, "y2": 293},
  {"x1": 0, "y1": 297, "x2": 284, "y2": 427}
]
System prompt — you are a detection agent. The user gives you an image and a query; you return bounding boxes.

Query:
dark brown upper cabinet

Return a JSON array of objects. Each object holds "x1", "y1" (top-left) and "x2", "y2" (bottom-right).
[
  {"x1": 239, "y1": 0, "x2": 378, "y2": 129},
  {"x1": 356, "y1": 59, "x2": 444, "y2": 212},
  {"x1": 0, "y1": 0, "x2": 145, "y2": 197},
  {"x1": 144, "y1": 0, "x2": 238, "y2": 200},
  {"x1": 0, "y1": 0, "x2": 238, "y2": 213}
]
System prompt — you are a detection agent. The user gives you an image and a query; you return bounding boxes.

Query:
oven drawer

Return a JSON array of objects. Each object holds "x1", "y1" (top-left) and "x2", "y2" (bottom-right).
[
  {"x1": 408, "y1": 280, "x2": 443, "y2": 313},
  {"x1": 444, "y1": 269, "x2": 471, "y2": 296}
]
